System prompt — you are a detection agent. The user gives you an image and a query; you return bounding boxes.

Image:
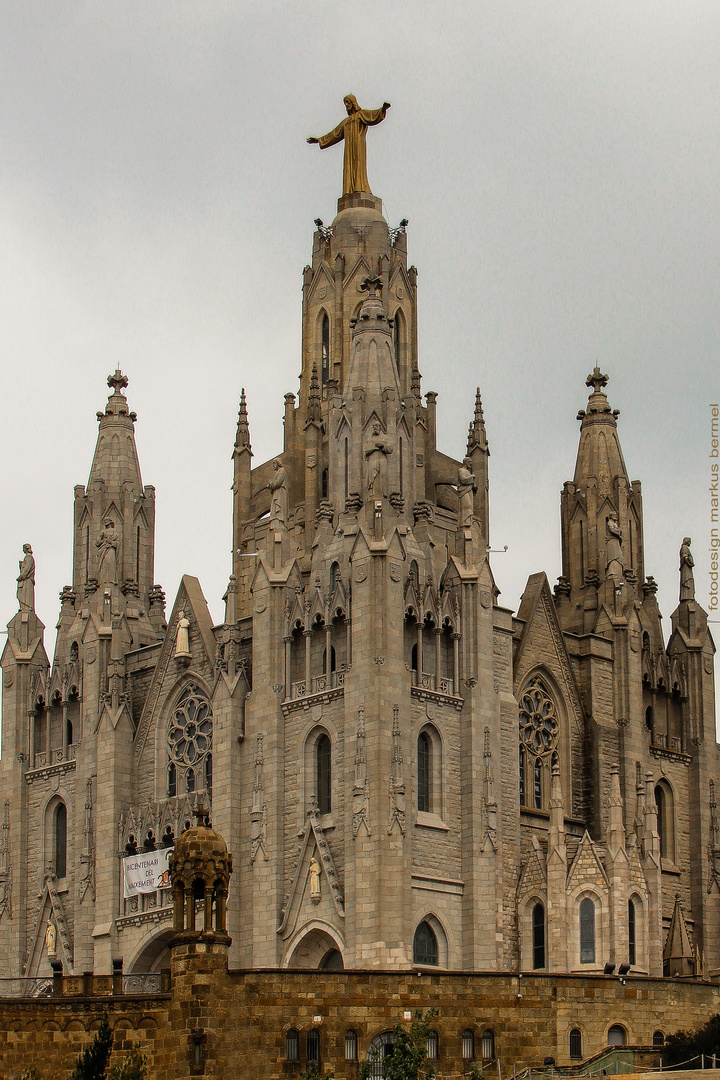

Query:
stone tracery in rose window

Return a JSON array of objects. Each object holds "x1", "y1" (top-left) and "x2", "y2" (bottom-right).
[
  {"x1": 167, "y1": 684, "x2": 213, "y2": 771},
  {"x1": 519, "y1": 677, "x2": 559, "y2": 759}
]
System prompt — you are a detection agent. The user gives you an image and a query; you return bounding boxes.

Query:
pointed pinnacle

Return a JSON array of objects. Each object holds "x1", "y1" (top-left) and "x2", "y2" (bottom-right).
[
  {"x1": 235, "y1": 388, "x2": 251, "y2": 450},
  {"x1": 474, "y1": 387, "x2": 485, "y2": 424},
  {"x1": 306, "y1": 362, "x2": 322, "y2": 425},
  {"x1": 107, "y1": 369, "x2": 129, "y2": 395}
]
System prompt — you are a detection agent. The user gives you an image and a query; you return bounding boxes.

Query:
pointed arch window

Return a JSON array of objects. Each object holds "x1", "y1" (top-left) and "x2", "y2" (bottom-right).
[
  {"x1": 168, "y1": 762, "x2": 177, "y2": 798},
  {"x1": 580, "y1": 897, "x2": 596, "y2": 964},
  {"x1": 167, "y1": 684, "x2": 213, "y2": 798},
  {"x1": 413, "y1": 920, "x2": 438, "y2": 966},
  {"x1": 55, "y1": 802, "x2": 67, "y2": 878},
  {"x1": 518, "y1": 677, "x2": 558, "y2": 811},
  {"x1": 418, "y1": 732, "x2": 431, "y2": 813},
  {"x1": 628, "y1": 898, "x2": 636, "y2": 966},
  {"x1": 532, "y1": 902, "x2": 546, "y2": 969},
  {"x1": 655, "y1": 781, "x2": 675, "y2": 860}
]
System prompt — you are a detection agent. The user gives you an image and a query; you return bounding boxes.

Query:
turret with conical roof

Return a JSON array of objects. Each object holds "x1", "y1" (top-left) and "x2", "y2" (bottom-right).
[{"x1": 559, "y1": 367, "x2": 645, "y2": 634}]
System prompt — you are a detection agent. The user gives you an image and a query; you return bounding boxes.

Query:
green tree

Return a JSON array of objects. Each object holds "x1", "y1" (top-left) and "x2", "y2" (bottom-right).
[
  {"x1": 382, "y1": 1008, "x2": 438, "y2": 1080},
  {"x1": 300, "y1": 1062, "x2": 334, "y2": 1080},
  {"x1": 70, "y1": 1017, "x2": 113, "y2": 1080},
  {"x1": 107, "y1": 1047, "x2": 147, "y2": 1080},
  {"x1": 664, "y1": 1014, "x2": 720, "y2": 1068}
]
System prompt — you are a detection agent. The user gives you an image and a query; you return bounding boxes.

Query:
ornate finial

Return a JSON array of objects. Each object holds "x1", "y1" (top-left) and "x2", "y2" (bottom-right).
[
  {"x1": 411, "y1": 359, "x2": 422, "y2": 399},
  {"x1": 586, "y1": 365, "x2": 608, "y2": 395},
  {"x1": 360, "y1": 275, "x2": 383, "y2": 298},
  {"x1": 235, "y1": 388, "x2": 251, "y2": 451},
  {"x1": 107, "y1": 369, "x2": 129, "y2": 394},
  {"x1": 474, "y1": 388, "x2": 485, "y2": 424}
]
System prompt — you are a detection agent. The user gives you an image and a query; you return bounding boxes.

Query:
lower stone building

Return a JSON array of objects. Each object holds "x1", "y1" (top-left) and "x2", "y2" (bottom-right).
[
  {"x1": 0, "y1": 114, "x2": 718, "y2": 1041},
  {"x1": 1, "y1": 812, "x2": 719, "y2": 1078}
]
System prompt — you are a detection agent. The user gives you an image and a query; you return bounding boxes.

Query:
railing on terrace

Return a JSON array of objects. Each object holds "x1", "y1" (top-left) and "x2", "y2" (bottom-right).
[
  {"x1": 31, "y1": 744, "x2": 78, "y2": 770},
  {"x1": 291, "y1": 669, "x2": 345, "y2": 700},
  {"x1": 651, "y1": 734, "x2": 683, "y2": 753},
  {"x1": 0, "y1": 977, "x2": 52, "y2": 998},
  {"x1": 413, "y1": 670, "x2": 455, "y2": 695}
]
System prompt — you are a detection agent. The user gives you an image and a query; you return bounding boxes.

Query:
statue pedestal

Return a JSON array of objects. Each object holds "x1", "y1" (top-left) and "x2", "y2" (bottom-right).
[{"x1": 338, "y1": 192, "x2": 382, "y2": 213}]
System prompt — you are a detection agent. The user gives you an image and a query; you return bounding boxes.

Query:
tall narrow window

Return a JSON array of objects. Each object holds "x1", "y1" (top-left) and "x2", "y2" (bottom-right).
[
  {"x1": 580, "y1": 897, "x2": 596, "y2": 964},
  {"x1": 136, "y1": 525, "x2": 141, "y2": 582},
  {"x1": 345, "y1": 1031, "x2": 358, "y2": 1061},
  {"x1": 519, "y1": 747, "x2": 525, "y2": 805},
  {"x1": 413, "y1": 921, "x2": 438, "y2": 966},
  {"x1": 481, "y1": 1030, "x2": 495, "y2": 1060},
  {"x1": 316, "y1": 734, "x2": 331, "y2": 815},
  {"x1": 418, "y1": 732, "x2": 431, "y2": 813},
  {"x1": 321, "y1": 313, "x2": 330, "y2": 387},
  {"x1": 655, "y1": 784, "x2": 665, "y2": 855},
  {"x1": 321, "y1": 467, "x2": 329, "y2": 500},
  {"x1": 330, "y1": 562, "x2": 340, "y2": 592},
  {"x1": 344, "y1": 438, "x2": 349, "y2": 502},
  {"x1": 462, "y1": 1030, "x2": 475, "y2": 1060},
  {"x1": 307, "y1": 1029, "x2": 320, "y2": 1062},
  {"x1": 628, "y1": 898, "x2": 636, "y2": 966},
  {"x1": 205, "y1": 753, "x2": 213, "y2": 797},
  {"x1": 399, "y1": 437, "x2": 403, "y2": 496},
  {"x1": 168, "y1": 762, "x2": 177, "y2": 798},
  {"x1": 186, "y1": 767, "x2": 195, "y2": 793},
  {"x1": 55, "y1": 802, "x2": 67, "y2": 878},
  {"x1": 569, "y1": 1029, "x2": 582, "y2": 1059},
  {"x1": 426, "y1": 1031, "x2": 439, "y2": 1060},
  {"x1": 534, "y1": 757, "x2": 543, "y2": 809},
  {"x1": 286, "y1": 1030, "x2": 299, "y2": 1061},
  {"x1": 532, "y1": 903, "x2": 545, "y2": 969}
]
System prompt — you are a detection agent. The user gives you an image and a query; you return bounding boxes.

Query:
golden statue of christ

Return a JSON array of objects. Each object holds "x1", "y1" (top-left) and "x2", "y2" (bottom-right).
[{"x1": 307, "y1": 95, "x2": 391, "y2": 196}]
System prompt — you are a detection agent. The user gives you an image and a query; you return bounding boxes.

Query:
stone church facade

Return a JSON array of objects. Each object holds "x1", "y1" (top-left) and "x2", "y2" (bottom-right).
[{"x1": 1, "y1": 178, "x2": 718, "y2": 993}]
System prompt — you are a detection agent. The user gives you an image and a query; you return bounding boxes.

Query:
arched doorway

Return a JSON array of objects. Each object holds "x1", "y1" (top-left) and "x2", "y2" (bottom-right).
[
  {"x1": 367, "y1": 1031, "x2": 395, "y2": 1079},
  {"x1": 127, "y1": 927, "x2": 175, "y2": 974},
  {"x1": 285, "y1": 927, "x2": 344, "y2": 969}
]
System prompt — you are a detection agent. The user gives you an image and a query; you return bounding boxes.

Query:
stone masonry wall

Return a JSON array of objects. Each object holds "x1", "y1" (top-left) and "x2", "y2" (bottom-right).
[{"x1": 3, "y1": 963, "x2": 720, "y2": 1080}]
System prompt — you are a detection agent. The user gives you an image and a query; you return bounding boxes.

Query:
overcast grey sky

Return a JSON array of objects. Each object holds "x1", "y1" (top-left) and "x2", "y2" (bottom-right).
[{"x1": 1, "y1": 2, "x2": 718, "y2": 717}]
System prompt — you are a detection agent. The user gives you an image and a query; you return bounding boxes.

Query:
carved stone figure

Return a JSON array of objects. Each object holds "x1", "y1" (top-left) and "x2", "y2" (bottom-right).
[
  {"x1": 175, "y1": 611, "x2": 191, "y2": 657},
  {"x1": 457, "y1": 457, "x2": 478, "y2": 528},
  {"x1": 45, "y1": 920, "x2": 56, "y2": 957},
  {"x1": 16, "y1": 544, "x2": 35, "y2": 612},
  {"x1": 268, "y1": 460, "x2": 288, "y2": 524},
  {"x1": 364, "y1": 421, "x2": 393, "y2": 498},
  {"x1": 307, "y1": 96, "x2": 391, "y2": 197},
  {"x1": 95, "y1": 519, "x2": 119, "y2": 584},
  {"x1": 605, "y1": 512, "x2": 624, "y2": 578},
  {"x1": 309, "y1": 856, "x2": 321, "y2": 900},
  {"x1": 680, "y1": 537, "x2": 695, "y2": 601}
]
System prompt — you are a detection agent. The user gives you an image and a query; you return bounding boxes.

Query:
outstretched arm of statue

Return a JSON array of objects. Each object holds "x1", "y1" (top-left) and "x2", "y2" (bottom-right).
[{"x1": 307, "y1": 137, "x2": 319, "y2": 144}]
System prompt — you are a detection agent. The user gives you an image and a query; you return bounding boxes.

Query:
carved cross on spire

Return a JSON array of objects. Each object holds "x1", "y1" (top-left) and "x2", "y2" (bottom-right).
[
  {"x1": 107, "y1": 369, "x2": 129, "y2": 394},
  {"x1": 586, "y1": 365, "x2": 608, "y2": 394},
  {"x1": 360, "y1": 275, "x2": 383, "y2": 299}
]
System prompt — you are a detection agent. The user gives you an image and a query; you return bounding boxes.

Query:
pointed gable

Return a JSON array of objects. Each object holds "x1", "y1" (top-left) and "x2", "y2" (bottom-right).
[
  {"x1": 567, "y1": 830, "x2": 608, "y2": 892},
  {"x1": 133, "y1": 575, "x2": 216, "y2": 768}
]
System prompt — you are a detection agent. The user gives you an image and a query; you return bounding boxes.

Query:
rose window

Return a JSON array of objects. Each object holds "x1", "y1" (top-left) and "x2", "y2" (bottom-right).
[
  {"x1": 519, "y1": 681, "x2": 558, "y2": 756},
  {"x1": 168, "y1": 685, "x2": 213, "y2": 766}
]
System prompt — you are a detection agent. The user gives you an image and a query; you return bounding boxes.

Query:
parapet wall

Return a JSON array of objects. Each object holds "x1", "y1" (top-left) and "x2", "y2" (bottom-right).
[{"x1": 1, "y1": 958, "x2": 719, "y2": 1080}]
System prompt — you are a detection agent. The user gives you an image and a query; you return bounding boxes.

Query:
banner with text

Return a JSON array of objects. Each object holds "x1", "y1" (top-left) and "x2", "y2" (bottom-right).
[{"x1": 123, "y1": 848, "x2": 173, "y2": 898}]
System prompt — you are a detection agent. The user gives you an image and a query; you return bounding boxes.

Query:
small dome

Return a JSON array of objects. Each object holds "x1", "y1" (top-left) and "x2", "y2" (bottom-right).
[{"x1": 169, "y1": 806, "x2": 232, "y2": 893}]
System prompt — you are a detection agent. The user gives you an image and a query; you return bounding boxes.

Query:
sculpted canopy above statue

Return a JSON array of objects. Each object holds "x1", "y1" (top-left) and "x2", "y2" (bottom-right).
[{"x1": 308, "y1": 95, "x2": 391, "y2": 197}]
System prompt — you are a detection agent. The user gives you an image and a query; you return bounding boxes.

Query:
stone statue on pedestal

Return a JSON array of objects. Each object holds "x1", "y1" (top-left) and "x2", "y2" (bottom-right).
[
  {"x1": 45, "y1": 920, "x2": 56, "y2": 957},
  {"x1": 364, "y1": 422, "x2": 393, "y2": 498},
  {"x1": 16, "y1": 544, "x2": 35, "y2": 612},
  {"x1": 307, "y1": 95, "x2": 390, "y2": 197},
  {"x1": 457, "y1": 457, "x2": 478, "y2": 528},
  {"x1": 95, "y1": 520, "x2": 119, "y2": 585},
  {"x1": 605, "y1": 513, "x2": 624, "y2": 579},
  {"x1": 268, "y1": 460, "x2": 288, "y2": 525},
  {"x1": 680, "y1": 537, "x2": 695, "y2": 601},
  {"x1": 309, "y1": 856, "x2": 321, "y2": 901}
]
